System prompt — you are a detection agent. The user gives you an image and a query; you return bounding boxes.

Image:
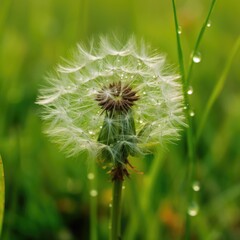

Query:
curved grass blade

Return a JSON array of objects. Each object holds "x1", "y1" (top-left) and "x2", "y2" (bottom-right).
[{"x1": 197, "y1": 37, "x2": 240, "y2": 141}]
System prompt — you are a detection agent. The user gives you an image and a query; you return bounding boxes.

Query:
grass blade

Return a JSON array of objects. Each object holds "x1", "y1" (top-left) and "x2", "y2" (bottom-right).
[
  {"x1": 186, "y1": 0, "x2": 217, "y2": 86},
  {"x1": 171, "y1": 0, "x2": 186, "y2": 85},
  {"x1": 197, "y1": 36, "x2": 240, "y2": 141}
]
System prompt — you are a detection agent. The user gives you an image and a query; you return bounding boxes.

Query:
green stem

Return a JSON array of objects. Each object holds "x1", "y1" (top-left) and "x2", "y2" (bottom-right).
[{"x1": 111, "y1": 179, "x2": 123, "y2": 240}]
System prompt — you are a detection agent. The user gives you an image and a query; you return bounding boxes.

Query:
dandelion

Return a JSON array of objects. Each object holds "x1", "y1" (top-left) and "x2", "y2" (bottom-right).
[{"x1": 36, "y1": 35, "x2": 185, "y2": 240}]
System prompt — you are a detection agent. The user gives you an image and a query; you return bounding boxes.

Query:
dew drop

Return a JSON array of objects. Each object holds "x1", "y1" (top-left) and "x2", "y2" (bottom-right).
[
  {"x1": 177, "y1": 26, "x2": 182, "y2": 34},
  {"x1": 187, "y1": 86, "x2": 193, "y2": 95},
  {"x1": 192, "y1": 52, "x2": 202, "y2": 63},
  {"x1": 188, "y1": 202, "x2": 199, "y2": 216},
  {"x1": 189, "y1": 110, "x2": 195, "y2": 117},
  {"x1": 109, "y1": 203, "x2": 112, "y2": 208},
  {"x1": 139, "y1": 119, "x2": 143, "y2": 124},
  {"x1": 192, "y1": 181, "x2": 201, "y2": 192},
  {"x1": 90, "y1": 189, "x2": 98, "y2": 197},
  {"x1": 122, "y1": 185, "x2": 126, "y2": 190},
  {"x1": 183, "y1": 106, "x2": 188, "y2": 110},
  {"x1": 87, "y1": 173, "x2": 95, "y2": 180},
  {"x1": 207, "y1": 20, "x2": 211, "y2": 28},
  {"x1": 88, "y1": 130, "x2": 94, "y2": 135},
  {"x1": 143, "y1": 91, "x2": 146, "y2": 95}
]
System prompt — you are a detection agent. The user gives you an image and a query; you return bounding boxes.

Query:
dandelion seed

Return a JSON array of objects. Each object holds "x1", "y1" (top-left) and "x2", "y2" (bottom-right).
[{"x1": 36, "y1": 35, "x2": 185, "y2": 178}]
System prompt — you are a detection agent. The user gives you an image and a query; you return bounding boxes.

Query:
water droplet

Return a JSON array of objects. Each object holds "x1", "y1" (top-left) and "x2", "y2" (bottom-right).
[
  {"x1": 188, "y1": 202, "x2": 199, "y2": 216},
  {"x1": 143, "y1": 91, "x2": 146, "y2": 95},
  {"x1": 187, "y1": 86, "x2": 193, "y2": 95},
  {"x1": 88, "y1": 130, "x2": 94, "y2": 135},
  {"x1": 109, "y1": 203, "x2": 112, "y2": 208},
  {"x1": 153, "y1": 75, "x2": 157, "y2": 79},
  {"x1": 192, "y1": 181, "x2": 201, "y2": 192},
  {"x1": 87, "y1": 173, "x2": 95, "y2": 180},
  {"x1": 177, "y1": 26, "x2": 182, "y2": 34},
  {"x1": 139, "y1": 119, "x2": 143, "y2": 124},
  {"x1": 138, "y1": 61, "x2": 142, "y2": 66},
  {"x1": 192, "y1": 52, "x2": 201, "y2": 63},
  {"x1": 183, "y1": 106, "x2": 187, "y2": 110},
  {"x1": 90, "y1": 189, "x2": 98, "y2": 197},
  {"x1": 207, "y1": 20, "x2": 211, "y2": 28},
  {"x1": 189, "y1": 110, "x2": 195, "y2": 117},
  {"x1": 122, "y1": 185, "x2": 125, "y2": 190}
]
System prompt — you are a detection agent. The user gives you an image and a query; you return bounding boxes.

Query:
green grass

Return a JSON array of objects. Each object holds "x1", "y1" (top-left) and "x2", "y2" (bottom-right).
[{"x1": 0, "y1": 0, "x2": 240, "y2": 239}]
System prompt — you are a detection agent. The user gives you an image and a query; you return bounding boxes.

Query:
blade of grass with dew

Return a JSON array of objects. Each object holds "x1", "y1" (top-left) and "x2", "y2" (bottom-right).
[
  {"x1": 197, "y1": 37, "x2": 240, "y2": 141},
  {"x1": 186, "y1": 0, "x2": 217, "y2": 86},
  {"x1": 0, "y1": 155, "x2": 5, "y2": 236},
  {"x1": 171, "y1": 1, "x2": 218, "y2": 239},
  {"x1": 171, "y1": 2, "x2": 194, "y2": 238}
]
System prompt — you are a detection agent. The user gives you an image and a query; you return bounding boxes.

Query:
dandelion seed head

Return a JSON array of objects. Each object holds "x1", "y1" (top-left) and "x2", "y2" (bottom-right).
[{"x1": 37, "y1": 35, "x2": 185, "y2": 161}]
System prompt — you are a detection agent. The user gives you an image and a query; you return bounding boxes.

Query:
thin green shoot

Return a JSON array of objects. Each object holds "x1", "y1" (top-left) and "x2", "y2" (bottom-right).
[{"x1": 197, "y1": 36, "x2": 240, "y2": 141}]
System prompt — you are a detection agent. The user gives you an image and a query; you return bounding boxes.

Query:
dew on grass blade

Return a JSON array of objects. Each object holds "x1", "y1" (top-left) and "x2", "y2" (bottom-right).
[
  {"x1": 192, "y1": 181, "x2": 201, "y2": 192},
  {"x1": 188, "y1": 202, "x2": 199, "y2": 216},
  {"x1": 187, "y1": 86, "x2": 193, "y2": 95},
  {"x1": 192, "y1": 52, "x2": 202, "y2": 63},
  {"x1": 207, "y1": 20, "x2": 211, "y2": 27},
  {"x1": 90, "y1": 189, "x2": 98, "y2": 197},
  {"x1": 177, "y1": 26, "x2": 182, "y2": 34}
]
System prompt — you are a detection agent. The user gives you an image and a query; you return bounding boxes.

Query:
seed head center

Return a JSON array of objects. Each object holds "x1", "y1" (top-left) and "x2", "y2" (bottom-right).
[{"x1": 95, "y1": 81, "x2": 139, "y2": 113}]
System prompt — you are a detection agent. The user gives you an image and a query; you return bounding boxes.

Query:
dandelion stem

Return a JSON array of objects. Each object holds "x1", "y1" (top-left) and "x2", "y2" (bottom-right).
[{"x1": 111, "y1": 176, "x2": 123, "y2": 240}]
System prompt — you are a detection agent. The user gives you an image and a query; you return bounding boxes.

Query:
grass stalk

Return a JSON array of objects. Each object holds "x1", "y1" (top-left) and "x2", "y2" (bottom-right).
[{"x1": 171, "y1": 0, "x2": 217, "y2": 239}]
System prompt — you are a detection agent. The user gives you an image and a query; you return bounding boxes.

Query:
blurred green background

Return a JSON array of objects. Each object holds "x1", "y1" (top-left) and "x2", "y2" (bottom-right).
[{"x1": 0, "y1": 0, "x2": 240, "y2": 239}]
